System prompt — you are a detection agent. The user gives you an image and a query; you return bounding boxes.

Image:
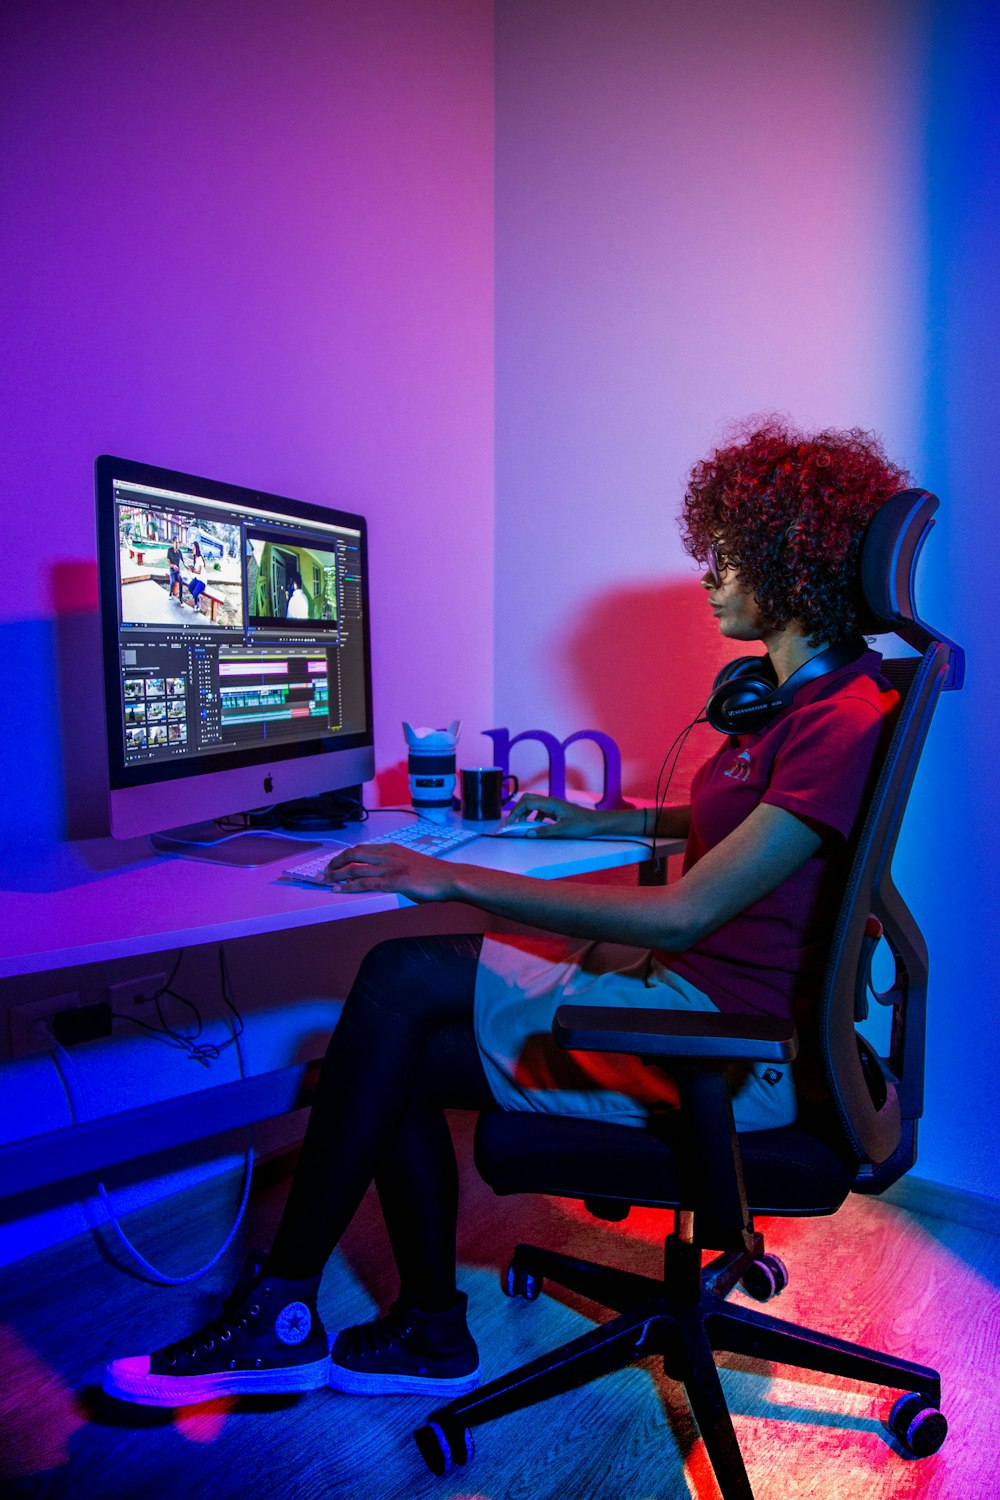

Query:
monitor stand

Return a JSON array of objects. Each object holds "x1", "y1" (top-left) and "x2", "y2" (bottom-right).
[{"x1": 150, "y1": 823, "x2": 321, "y2": 867}]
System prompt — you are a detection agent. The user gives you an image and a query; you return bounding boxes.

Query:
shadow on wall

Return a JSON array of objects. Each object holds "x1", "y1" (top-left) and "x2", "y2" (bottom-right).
[
  {"x1": 53, "y1": 562, "x2": 108, "y2": 842},
  {"x1": 0, "y1": 561, "x2": 107, "y2": 851},
  {"x1": 558, "y1": 578, "x2": 744, "y2": 802},
  {"x1": 372, "y1": 760, "x2": 411, "y2": 807}
]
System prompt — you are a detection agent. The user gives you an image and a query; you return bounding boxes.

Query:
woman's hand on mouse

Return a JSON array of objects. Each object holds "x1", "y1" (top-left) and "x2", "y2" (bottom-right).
[
  {"x1": 503, "y1": 794, "x2": 599, "y2": 838},
  {"x1": 322, "y1": 843, "x2": 456, "y2": 901}
]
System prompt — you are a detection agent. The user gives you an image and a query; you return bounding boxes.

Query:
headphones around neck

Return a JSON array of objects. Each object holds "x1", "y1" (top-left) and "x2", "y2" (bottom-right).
[{"x1": 705, "y1": 635, "x2": 867, "y2": 735}]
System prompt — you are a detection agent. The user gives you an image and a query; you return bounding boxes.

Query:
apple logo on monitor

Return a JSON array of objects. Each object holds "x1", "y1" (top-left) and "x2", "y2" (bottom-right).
[{"x1": 264, "y1": 774, "x2": 274, "y2": 793}]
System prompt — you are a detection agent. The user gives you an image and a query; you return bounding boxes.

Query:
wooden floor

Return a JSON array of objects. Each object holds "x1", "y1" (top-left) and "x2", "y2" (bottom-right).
[{"x1": 3, "y1": 1116, "x2": 999, "y2": 1500}]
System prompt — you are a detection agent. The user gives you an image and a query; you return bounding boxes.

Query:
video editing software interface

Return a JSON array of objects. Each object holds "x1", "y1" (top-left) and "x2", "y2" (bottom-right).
[{"x1": 111, "y1": 476, "x2": 368, "y2": 770}]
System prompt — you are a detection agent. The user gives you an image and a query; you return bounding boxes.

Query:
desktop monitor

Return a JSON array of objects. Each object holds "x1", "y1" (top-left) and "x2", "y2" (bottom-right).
[{"x1": 95, "y1": 455, "x2": 374, "y2": 853}]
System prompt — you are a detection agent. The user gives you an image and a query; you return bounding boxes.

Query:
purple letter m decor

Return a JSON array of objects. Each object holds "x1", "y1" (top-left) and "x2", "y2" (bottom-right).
[{"x1": 482, "y1": 728, "x2": 624, "y2": 809}]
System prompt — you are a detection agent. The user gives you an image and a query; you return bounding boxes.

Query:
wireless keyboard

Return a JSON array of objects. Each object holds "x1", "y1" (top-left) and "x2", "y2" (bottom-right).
[{"x1": 283, "y1": 821, "x2": 483, "y2": 885}]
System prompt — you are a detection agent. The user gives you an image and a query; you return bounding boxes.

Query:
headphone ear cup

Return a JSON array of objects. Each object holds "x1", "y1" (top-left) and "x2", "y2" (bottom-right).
[
  {"x1": 706, "y1": 667, "x2": 779, "y2": 735},
  {"x1": 707, "y1": 672, "x2": 779, "y2": 735},
  {"x1": 710, "y1": 655, "x2": 768, "y2": 693}
]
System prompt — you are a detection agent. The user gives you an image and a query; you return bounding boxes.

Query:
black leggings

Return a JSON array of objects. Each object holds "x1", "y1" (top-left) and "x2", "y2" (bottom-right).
[{"x1": 266, "y1": 934, "x2": 492, "y2": 1309}]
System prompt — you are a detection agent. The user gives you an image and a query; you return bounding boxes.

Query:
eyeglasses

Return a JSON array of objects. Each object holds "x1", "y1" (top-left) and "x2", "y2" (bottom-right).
[
  {"x1": 704, "y1": 525, "x2": 787, "y2": 585},
  {"x1": 704, "y1": 540, "x2": 744, "y2": 586}
]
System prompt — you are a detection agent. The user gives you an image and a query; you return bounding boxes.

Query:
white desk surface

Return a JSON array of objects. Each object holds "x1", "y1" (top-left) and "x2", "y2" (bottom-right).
[{"x1": 0, "y1": 812, "x2": 680, "y2": 979}]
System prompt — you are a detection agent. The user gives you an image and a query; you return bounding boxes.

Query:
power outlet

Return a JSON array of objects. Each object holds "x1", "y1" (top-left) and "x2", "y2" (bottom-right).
[
  {"x1": 10, "y1": 993, "x2": 81, "y2": 1059},
  {"x1": 107, "y1": 973, "x2": 167, "y2": 1013}
]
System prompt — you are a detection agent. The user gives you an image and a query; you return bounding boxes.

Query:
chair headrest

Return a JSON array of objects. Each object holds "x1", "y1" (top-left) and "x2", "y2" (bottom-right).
[{"x1": 857, "y1": 488, "x2": 964, "y2": 690}]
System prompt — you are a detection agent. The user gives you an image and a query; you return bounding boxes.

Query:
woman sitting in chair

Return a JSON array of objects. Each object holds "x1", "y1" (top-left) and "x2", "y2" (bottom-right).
[{"x1": 104, "y1": 417, "x2": 906, "y2": 1409}]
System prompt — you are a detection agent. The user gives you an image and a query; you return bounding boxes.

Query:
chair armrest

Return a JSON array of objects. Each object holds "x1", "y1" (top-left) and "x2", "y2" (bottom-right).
[{"x1": 553, "y1": 1004, "x2": 798, "y2": 1063}]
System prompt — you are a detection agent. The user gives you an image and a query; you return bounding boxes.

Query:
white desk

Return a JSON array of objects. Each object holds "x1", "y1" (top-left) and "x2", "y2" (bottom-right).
[
  {"x1": 0, "y1": 812, "x2": 679, "y2": 979},
  {"x1": 0, "y1": 814, "x2": 681, "y2": 1198}
]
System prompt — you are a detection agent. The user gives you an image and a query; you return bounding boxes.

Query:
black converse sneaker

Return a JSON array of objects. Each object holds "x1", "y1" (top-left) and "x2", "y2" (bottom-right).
[
  {"x1": 102, "y1": 1257, "x2": 331, "y2": 1407},
  {"x1": 328, "y1": 1291, "x2": 480, "y2": 1397}
]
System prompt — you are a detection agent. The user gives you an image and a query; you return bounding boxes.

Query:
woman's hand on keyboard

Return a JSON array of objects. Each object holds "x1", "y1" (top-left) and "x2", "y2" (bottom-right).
[
  {"x1": 503, "y1": 794, "x2": 600, "y2": 838},
  {"x1": 321, "y1": 843, "x2": 455, "y2": 902}
]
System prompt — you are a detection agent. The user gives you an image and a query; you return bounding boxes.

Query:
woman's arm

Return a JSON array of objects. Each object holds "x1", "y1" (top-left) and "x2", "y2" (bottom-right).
[
  {"x1": 505, "y1": 794, "x2": 692, "y2": 841},
  {"x1": 323, "y1": 801, "x2": 821, "y2": 952}
]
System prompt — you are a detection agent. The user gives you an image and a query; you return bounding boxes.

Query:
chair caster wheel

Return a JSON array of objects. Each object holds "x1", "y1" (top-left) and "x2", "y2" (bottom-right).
[
  {"x1": 741, "y1": 1253, "x2": 788, "y2": 1301},
  {"x1": 889, "y1": 1392, "x2": 948, "y2": 1456},
  {"x1": 414, "y1": 1420, "x2": 474, "y2": 1475},
  {"x1": 504, "y1": 1260, "x2": 542, "y2": 1301}
]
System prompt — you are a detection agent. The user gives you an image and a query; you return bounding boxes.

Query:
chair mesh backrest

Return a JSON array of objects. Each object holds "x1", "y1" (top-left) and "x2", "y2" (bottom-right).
[{"x1": 815, "y1": 489, "x2": 962, "y2": 1187}]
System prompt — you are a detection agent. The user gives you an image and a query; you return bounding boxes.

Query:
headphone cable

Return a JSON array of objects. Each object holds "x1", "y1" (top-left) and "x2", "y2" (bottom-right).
[{"x1": 648, "y1": 713, "x2": 706, "y2": 870}]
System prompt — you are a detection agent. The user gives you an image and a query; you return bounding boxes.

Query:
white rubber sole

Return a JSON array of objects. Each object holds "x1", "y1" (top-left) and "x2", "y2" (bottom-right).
[
  {"x1": 102, "y1": 1353, "x2": 332, "y2": 1407},
  {"x1": 327, "y1": 1361, "x2": 481, "y2": 1397}
]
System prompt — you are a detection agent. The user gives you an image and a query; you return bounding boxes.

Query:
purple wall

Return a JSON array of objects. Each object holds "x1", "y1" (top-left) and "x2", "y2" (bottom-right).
[
  {"x1": 0, "y1": 0, "x2": 495, "y2": 844},
  {"x1": 1, "y1": 0, "x2": 996, "y2": 1208}
]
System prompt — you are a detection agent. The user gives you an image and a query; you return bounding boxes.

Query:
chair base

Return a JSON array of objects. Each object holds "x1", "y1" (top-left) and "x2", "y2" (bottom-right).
[{"x1": 415, "y1": 1237, "x2": 943, "y2": 1500}]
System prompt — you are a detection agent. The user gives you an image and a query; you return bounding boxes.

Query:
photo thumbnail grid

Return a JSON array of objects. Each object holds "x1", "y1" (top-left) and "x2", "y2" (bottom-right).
[{"x1": 122, "y1": 673, "x2": 188, "y2": 753}]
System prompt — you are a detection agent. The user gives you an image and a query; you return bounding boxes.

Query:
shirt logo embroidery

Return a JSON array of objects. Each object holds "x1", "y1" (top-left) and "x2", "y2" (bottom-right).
[
  {"x1": 724, "y1": 750, "x2": 751, "y2": 782},
  {"x1": 761, "y1": 1068, "x2": 783, "y2": 1087}
]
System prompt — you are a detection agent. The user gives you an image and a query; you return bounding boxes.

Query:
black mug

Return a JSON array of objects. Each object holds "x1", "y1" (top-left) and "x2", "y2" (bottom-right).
[{"x1": 461, "y1": 766, "x2": 519, "y2": 821}]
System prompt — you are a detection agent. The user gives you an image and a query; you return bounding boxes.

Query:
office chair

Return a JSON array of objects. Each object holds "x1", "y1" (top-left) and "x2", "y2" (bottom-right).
[{"x1": 414, "y1": 491, "x2": 965, "y2": 1500}]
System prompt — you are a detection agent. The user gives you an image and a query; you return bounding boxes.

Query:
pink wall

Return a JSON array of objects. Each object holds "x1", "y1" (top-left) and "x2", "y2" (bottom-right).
[
  {"x1": 0, "y1": 0, "x2": 494, "y2": 843},
  {"x1": 494, "y1": 0, "x2": 925, "y2": 798}
]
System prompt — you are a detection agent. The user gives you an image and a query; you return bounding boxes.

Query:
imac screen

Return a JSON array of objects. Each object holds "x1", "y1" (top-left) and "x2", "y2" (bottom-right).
[{"x1": 96, "y1": 455, "x2": 373, "y2": 839}]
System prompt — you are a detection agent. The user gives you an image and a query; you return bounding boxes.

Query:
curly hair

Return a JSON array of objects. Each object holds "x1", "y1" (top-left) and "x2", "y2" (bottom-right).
[{"x1": 679, "y1": 416, "x2": 910, "y2": 644}]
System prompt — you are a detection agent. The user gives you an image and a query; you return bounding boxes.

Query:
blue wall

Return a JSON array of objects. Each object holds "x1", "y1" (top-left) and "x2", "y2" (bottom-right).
[{"x1": 893, "y1": 0, "x2": 1000, "y2": 1198}]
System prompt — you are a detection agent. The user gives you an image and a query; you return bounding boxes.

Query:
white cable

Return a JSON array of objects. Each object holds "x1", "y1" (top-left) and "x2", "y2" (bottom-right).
[{"x1": 44, "y1": 999, "x2": 255, "y2": 1286}]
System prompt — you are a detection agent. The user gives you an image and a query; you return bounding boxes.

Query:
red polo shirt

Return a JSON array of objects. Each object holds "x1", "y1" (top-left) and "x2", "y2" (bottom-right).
[{"x1": 664, "y1": 650, "x2": 898, "y2": 1023}]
